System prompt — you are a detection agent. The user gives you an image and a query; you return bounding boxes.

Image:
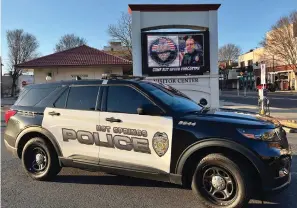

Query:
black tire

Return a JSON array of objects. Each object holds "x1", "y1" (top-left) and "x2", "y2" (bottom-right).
[
  {"x1": 21, "y1": 137, "x2": 61, "y2": 181},
  {"x1": 191, "y1": 154, "x2": 252, "y2": 208}
]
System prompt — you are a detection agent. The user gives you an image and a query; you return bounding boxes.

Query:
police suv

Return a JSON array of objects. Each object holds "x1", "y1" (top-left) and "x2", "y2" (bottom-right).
[{"x1": 4, "y1": 74, "x2": 292, "y2": 208}]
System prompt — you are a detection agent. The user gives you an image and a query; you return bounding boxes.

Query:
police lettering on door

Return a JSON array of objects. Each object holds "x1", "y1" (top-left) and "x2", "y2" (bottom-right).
[
  {"x1": 62, "y1": 125, "x2": 170, "y2": 157},
  {"x1": 62, "y1": 125, "x2": 150, "y2": 153}
]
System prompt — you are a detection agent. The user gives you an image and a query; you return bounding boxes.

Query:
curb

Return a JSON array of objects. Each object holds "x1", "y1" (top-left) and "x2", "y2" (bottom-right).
[
  {"x1": 283, "y1": 127, "x2": 297, "y2": 133},
  {"x1": 277, "y1": 120, "x2": 297, "y2": 132}
]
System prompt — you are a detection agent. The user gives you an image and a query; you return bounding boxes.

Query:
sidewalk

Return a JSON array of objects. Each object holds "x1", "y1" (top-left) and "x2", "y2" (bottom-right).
[
  {"x1": 220, "y1": 89, "x2": 297, "y2": 93},
  {"x1": 220, "y1": 101, "x2": 297, "y2": 132},
  {"x1": 220, "y1": 90, "x2": 297, "y2": 97},
  {"x1": 220, "y1": 101, "x2": 297, "y2": 119}
]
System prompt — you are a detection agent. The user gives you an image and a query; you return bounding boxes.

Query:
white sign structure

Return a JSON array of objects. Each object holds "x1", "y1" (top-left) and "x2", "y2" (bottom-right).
[
  {"x1": 261, "y1": 64, "x2": 266, "y2": 84},
  {"x1": 150, "y1": 77, "x2": 199, "y2": 84},
  {"x1": 129, "y1": 4, "x2": 221, "y2": 108}
]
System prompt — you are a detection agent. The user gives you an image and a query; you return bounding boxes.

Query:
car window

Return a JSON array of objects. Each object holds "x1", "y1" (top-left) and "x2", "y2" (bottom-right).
[
  {"x1": 106, "y1": 85, "x2": 153, "y2": 114},
  {"x1": 142, "y1": 80, "x2": 192, "y2": 100},
  {"x1": 139, "y1": 82, "x2": 202, "y2": 113},
  {"x1": 16, "y1": 87, "x2": 57, "y2": 106},
  {"x1": 66, "y1": 86, "x2": 99, "y2": 111},
  {"x1": 53, "y1": 88, "x2": 69, "y2": 108}
]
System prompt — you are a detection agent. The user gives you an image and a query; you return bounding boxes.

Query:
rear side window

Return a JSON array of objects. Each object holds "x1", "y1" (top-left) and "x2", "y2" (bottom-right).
[
  {"x1": 16, "y1": 87, "x2": 57, "y2": 106},
  {"x1": 53, "y1": 88, "x2": 69, "y2": 108},
  {"x1": 66, "y1": 86, "x2": 99, "y2": 111}
]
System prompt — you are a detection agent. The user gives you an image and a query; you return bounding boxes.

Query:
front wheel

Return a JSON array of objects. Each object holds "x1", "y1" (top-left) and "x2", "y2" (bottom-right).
[
  {"x1": 21, "y1": 137, "x2": 61, "y2": 181},
  {"x1": 191, "y1": 154, "x2": 251, "y2": 208}
]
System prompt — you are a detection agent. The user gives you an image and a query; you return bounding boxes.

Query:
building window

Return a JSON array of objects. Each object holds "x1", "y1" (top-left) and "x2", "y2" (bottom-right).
[
  {"x1": 240, "y1": 61, "x2": 245, "y2": 68},
  {"x1": 248, "y1": 60, "x2": 253, "y2": 66}
]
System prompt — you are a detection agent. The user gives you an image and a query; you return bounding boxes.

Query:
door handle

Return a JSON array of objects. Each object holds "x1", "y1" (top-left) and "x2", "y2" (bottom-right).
[
  {"x1": 105, "y1": 117, "x2": 122, "y2": 123},
  {"x1": 48, "y1": 111, "x2": 60, "y2": 116}
]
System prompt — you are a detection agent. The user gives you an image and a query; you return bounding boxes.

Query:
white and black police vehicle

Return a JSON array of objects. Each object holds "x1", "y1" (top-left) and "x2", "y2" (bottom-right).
[{"x1": 4, "y1": 74, "x2": 292, "y2": 208}]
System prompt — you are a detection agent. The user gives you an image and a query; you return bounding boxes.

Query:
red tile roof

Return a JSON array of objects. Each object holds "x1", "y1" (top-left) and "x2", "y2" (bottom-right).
[{"x1": 16, "y1": 45, "x2": 132, "y2": 68}]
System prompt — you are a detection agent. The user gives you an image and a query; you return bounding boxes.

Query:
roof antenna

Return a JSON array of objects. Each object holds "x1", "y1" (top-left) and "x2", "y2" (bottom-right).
[{"x1": 76, "y1": 76, "x2": 82, "y2": 80}]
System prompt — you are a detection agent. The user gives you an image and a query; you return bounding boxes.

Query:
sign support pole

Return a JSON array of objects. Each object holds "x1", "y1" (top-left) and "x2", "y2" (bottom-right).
[
  {"x1": 260, "y1": 63, "x2": 266, "y2": 114},
  {"x1": 237, "y1": 79, "x2": 239, "y2": 96}
]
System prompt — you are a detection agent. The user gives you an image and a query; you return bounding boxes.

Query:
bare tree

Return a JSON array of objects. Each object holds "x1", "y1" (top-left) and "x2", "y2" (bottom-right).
[
  {"x1": 6, "y1": 29, "x2": 39, "y2": 96},
  {"x1": 107, "y1": 12, "x2": 132, "y2": 60},
  {"x1": 218, "y1": 43, "x2": 242, "y2": 64},
  {"x1": 261, "y1": 10, "x2": 297, "y2": 69},
  {"x1": 55, "y1": 34, "x2": 87, "y2": 52}
]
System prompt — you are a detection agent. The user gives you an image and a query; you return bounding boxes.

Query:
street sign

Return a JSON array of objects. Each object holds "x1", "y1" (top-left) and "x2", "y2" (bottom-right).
[{"x1": 261, "y1": 64, "x2": 266, "y2": 84}]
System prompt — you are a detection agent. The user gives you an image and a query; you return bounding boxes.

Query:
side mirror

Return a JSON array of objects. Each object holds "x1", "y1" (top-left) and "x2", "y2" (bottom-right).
[
  {"x1": 137, "y1": 104, "x2": 163, "y2": 116},
  {"x1": 199, "y1": 98, "x2": 208, "y2": 106}
]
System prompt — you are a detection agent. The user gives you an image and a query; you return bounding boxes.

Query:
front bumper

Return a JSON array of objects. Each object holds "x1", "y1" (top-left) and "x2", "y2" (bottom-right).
[
  {"x1": 247, "y1": 126, "x2": 292, "y2": 193},
  {"x1": 262, "y1": 154, "x2": 292, "y2": 193},
  {"x1": 262, "y1": 150, "x2": 292, "y2": 193}
]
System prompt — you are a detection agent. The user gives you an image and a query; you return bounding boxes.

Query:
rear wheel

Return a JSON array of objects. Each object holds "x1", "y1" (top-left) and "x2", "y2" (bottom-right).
[
  {"x1": 191, "y1": 154, "x2": 252, "y2": 208},
  {"x1": 21, "y1": 137, "x2": 61, "y2": 180}
]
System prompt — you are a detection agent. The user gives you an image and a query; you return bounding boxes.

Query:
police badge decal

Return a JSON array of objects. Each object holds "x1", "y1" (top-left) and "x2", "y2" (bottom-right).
[
  {"x1": 149, "y1": 37, "x2": 178, "y2": 66},
  {"x1": 152, "y1": 132, "x2": 169, "y2": 157}
]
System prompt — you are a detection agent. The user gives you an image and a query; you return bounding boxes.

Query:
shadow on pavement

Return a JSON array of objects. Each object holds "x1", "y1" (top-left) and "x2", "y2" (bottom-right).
[
  {"x1": 53, "y1": 174, "x2": 180, "y2": 189},
  {"x1": 53, "y1": 155, "x2": 296, "y2": 207}
]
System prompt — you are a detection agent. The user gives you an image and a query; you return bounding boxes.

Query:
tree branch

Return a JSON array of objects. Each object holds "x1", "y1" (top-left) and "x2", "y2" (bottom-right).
[
  {"x1": 107, "y1": 12, "x2": 132, "y2": 60},
  {"x1": 6, "y1": 29, "x2": 39, "y2": 96}
]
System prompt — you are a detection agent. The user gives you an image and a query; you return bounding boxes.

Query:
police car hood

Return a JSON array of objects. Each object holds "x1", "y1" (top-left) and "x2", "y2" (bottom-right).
[{"x1": 183, "y1": 107, "x2": 281, "y2": 128}]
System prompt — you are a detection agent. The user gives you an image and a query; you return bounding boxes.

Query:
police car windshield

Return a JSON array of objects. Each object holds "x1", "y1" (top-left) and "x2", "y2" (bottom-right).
[{"x1": 139, "y1": 81, "x2": 203, "y2": 112}]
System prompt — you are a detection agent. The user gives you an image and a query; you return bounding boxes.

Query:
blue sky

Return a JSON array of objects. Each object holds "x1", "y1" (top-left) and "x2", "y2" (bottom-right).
[{"x1": 1, "y1": 0, "x2": 296, "y2": 72}]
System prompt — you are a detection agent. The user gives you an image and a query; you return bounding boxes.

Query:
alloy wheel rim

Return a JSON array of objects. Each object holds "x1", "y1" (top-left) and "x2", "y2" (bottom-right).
[
  {"x1": 201, "y1": 166, "x2": 237, "y2": 204},
  {"x1": 27, "y1": 147, "x2": 48, "y2": 173}
]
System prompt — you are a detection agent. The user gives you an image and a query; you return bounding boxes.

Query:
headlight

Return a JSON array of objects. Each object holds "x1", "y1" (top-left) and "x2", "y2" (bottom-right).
[{"x1": 237, "y1": 128, "x2": 280, "y2": 141}]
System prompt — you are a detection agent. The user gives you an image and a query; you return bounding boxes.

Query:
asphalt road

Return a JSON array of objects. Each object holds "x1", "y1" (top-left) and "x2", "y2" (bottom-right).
[
  {"x1": 220, "y1": 91, "x2": 297, "y2": 109},
  {"x1": 1, "y1": 113, "x2": 296, "y2": 208}
]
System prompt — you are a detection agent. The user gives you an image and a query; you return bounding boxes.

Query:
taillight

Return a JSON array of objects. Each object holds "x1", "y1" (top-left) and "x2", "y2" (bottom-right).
[{"x1": 5, "y1": 110, "x2": 17, "y2": 124}]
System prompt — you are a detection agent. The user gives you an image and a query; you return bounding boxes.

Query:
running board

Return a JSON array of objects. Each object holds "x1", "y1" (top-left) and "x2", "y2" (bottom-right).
[{"x1": 59, "y1": 157, "x2": 182, "y2": 185}]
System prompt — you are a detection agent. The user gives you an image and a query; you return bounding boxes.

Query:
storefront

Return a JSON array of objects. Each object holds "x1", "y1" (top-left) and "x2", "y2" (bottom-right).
[
  {"x1": 255, "y1": 64, "x2": 297, "y2": 91},
  {"x1": 267, "y1": 70, "x2": 296, "y2": 91}
]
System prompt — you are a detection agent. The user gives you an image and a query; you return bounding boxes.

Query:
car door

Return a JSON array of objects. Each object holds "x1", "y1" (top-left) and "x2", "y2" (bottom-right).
[
  {"x1": 98, "y1": 85, "x2": 173, "y2": 174},
  {"x1": 42, "y1": 85, "x2": 101, "y2": 164}
]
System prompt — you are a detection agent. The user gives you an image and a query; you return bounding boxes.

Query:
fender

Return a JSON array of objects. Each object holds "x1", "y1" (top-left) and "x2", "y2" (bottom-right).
[
  {"x1": 175, "y1": 139, "x2": 270, "y2": 188},
  {"x1": 15, "y1": 126, "x2": 63, "y2": 157}
]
